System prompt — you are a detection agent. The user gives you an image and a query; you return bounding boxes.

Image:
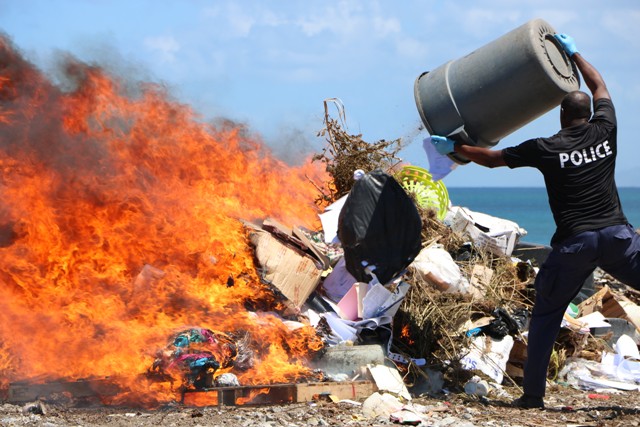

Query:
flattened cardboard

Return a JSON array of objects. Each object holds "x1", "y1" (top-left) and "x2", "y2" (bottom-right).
[
  {"x1": 262, "y1": 218, "x2": 330, "y2": 270},
  {"x1": 248, "y1": 226, "x2": 323, "y2": 308},
  {"x1": 367, "y1": 364, "x2": 411, "y2": 401}
]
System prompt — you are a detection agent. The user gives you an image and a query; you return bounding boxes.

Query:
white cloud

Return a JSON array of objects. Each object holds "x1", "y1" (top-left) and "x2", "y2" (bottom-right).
[
  {"x1": 189, "y1": 1, "x2": 408, "y2": 83},
  {"x1": 456, "y1": 8, "x2": 524, "y2": 38},
  {"x1": 395, "y1": 36, "x2": 428, "y2": 59},
  {"x1": 529, "y1": 9, "x2": 578, "y2": 29},
  {"x1": 143, "y1": 35, "x2": 180, "y2": 62},
  {"x1": 294, "y1": 1, "x2": 399, "y2": 40},
  {"x1": 372, "y1": 15, "x2": 401, "y2": 37},
  {"x1": 203, "y1": 2, "x2": 289, "y2": 37},
  {"x1": 260, "y1": 9, "x2": 288, "y2": 28},
  {"x1": 225, "y1": 3, "x2": 257, "y2": 37},
  {"x1": 295, "y1": 9, "x2": 348, "y2": 37},
  {"x1": 601, "y1": 9, "x2": 640, "y2": 47}
]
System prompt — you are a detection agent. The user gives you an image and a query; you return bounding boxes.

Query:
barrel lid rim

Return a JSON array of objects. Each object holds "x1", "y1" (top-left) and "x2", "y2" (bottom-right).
[{"x1": 542, "y1": 34, "x2": 576, "y2": 80}]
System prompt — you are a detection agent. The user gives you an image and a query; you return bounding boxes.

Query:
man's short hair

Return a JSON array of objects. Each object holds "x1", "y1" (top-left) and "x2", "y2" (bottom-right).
[{"x1": 561, "y1": 91, "x2": 591, "y2": 120}]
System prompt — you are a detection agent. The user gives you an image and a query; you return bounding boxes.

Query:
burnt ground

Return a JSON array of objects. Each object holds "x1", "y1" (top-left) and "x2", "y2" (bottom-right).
[{"x1": 2, "y1": 384, "x2": 640, "y2": 427}]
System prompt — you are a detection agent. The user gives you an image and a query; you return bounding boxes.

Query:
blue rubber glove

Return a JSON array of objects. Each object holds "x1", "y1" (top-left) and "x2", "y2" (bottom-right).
[
  {"x1": 430, "y1": 135, "x2": 456, "y2": 155},
  {"x1": 554, "y1": 33, "x2": 579, "y2": 57}
]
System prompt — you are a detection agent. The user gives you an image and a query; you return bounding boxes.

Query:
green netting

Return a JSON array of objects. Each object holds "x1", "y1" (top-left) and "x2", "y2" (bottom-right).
[{"x1": 397, "y1": 165, "x2": 449, "y2": 220}]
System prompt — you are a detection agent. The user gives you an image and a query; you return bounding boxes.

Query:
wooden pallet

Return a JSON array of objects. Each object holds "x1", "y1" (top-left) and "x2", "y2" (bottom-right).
[{"x1": 182, "y1": 380, "x2": 377, "y2": 406}]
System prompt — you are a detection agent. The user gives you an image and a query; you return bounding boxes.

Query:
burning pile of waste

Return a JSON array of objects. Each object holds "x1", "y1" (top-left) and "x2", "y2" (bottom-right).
[
  {"x1": 0, "y1": 34, "x2": 328, "y2": 407},
  {"x1": 150, "y1": 328, "x2": 245, "y2": 389}
]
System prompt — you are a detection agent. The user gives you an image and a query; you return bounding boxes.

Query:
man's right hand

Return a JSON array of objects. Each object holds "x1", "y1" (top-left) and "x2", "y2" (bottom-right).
[
  {"x1": 554, "y1": 33, "x2": 579, "y2": 57},
  {"x1": 430, "y1": 135, "x2": 456, "y2": 155}
]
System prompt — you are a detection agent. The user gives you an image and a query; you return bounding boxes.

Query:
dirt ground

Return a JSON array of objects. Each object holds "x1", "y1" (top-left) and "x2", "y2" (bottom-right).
[{"x1": 2, "y1": 384, "x2": 640, "y2": 427}]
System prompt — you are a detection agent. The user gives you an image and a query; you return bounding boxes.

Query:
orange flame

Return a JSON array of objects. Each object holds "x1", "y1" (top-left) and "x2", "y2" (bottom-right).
[
  {"x1": 399, "y1": 324, "x2": 415, "y2": 345},
  {"x1": 0, "y1": 35, "x2": 328, "y2": 406},
  {"x1": 235, "y1": 387, "x2": 278, "y2": 405}
]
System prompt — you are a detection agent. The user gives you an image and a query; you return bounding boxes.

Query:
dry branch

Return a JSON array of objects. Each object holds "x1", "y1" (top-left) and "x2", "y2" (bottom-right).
[{"x1": 313, "y1": 98, "x2": 404, "y2": 204}]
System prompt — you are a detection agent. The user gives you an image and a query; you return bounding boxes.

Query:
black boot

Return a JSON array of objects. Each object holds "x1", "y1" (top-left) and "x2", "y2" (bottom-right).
[{"x1": 512, "y1": 394, "x2": 544, "y2": 409}]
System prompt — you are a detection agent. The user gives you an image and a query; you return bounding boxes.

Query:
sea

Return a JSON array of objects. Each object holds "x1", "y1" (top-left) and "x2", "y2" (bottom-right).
[{"x1": 447, "y1": 187, "x2": 640, "y2": 245}]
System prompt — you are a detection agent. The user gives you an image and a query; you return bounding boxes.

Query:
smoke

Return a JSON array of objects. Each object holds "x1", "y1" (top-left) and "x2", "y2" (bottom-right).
[{"x1": 267, "y1": 124, "x2": 322, "y2": 166}]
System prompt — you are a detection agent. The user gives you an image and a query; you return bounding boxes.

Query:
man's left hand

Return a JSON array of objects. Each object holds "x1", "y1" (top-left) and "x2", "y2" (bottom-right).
[
  {"x1": 430, "y1": 135, "x2": 456, "y2": 155},
  {"x1": 554, "y1": 33, "x2": 579, "y2": 57}
]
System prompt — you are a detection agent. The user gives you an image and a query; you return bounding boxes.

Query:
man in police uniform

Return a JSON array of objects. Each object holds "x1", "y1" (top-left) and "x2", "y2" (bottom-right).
[{"x1": 431, "y1": 33, "x2": 640, "y2": 409}]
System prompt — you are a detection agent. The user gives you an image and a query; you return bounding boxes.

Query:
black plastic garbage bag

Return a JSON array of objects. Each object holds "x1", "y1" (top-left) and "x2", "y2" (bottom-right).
[
  {"x1": 337, "y1": 169, "x2": 422, "y2": 285},
  {"x1": 484, "y1": 307, "x2": 530, "y2": 339}
]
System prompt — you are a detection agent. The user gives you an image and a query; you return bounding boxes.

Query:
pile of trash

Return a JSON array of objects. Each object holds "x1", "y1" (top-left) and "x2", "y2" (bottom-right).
[
  {"x1": 245, "y1": 164, "x2": 536, "y2": 390},
  {"x1": 238, "y1": 104, "x2": 640, "y2": 411}
]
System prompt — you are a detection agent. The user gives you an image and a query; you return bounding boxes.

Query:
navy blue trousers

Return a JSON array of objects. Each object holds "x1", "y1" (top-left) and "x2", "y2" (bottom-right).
[{"x1": 523, "y1": 223, "x2": 640, "y2": 397}]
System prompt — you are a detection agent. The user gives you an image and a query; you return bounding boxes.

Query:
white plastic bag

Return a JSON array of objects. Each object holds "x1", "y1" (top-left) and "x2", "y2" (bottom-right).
[
  {"x1": 460, "y1": 335, "x2": 514, "y2": 384},
  {"x1": 409, "y1": 244, "x2": 470, "y2": 293}
]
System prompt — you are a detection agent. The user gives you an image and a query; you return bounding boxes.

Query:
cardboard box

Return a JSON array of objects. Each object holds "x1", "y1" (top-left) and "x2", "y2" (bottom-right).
[
  {"x1": 505, "y1": 362, "x2": 524, "y2": 379},
  {"x1": 448, "y1": 206, "x2": 524, "y2": 257},
  {"x1": 247, "y1": 222, "x2": 325, "y2": 308},
  {"x1": 579, "y1": 285, "x2": 640, "y2": 333},
  {"x1": 508, "y1": 339, "x2": 528, "y2": 364},
  {"x1": 579, "y1": 285, "x2": 625, "y2": 318}
]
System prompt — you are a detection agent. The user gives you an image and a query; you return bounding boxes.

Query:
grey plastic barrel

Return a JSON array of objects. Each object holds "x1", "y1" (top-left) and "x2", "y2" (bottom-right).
[{"x1": 415, "y1": 18, "x2": 580, "y2": 164}]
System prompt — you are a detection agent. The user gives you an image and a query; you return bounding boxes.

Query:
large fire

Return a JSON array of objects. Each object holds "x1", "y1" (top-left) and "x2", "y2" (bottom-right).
[{"x1": 0, "y1": 35, "x2": 328, "y2": 406}]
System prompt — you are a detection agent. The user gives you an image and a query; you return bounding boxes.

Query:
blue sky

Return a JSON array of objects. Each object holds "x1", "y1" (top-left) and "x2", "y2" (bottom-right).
[{"x1": 2, "y1": 0, "x2": 639, "y2": 187}]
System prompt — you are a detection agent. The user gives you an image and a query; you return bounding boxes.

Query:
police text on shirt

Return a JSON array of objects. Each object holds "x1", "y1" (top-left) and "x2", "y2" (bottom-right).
[{"x1": 559, "y1": 141, "x2": 612, "y2": 168}]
